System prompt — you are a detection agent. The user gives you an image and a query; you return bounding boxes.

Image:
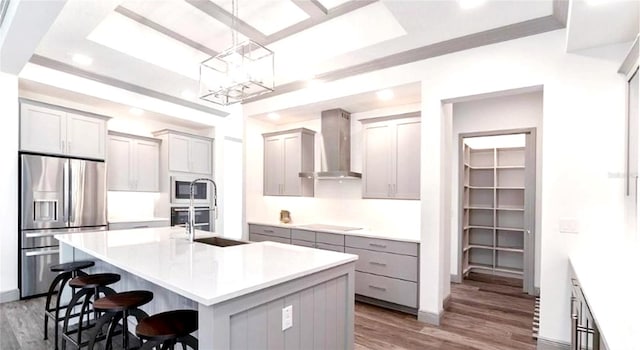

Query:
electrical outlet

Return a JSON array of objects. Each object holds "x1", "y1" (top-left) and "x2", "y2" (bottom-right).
[
  {"x1": 559, "y1": 218, "x2": 579, "y2": 234},
  {"x1": 282, "y1": 305, "x2": 293, "y2": 331}
]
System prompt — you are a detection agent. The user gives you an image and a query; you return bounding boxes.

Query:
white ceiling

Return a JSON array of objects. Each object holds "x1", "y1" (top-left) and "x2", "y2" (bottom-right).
[{"x1": 20, "y1": 0, "x2": 640, "y2": 126}]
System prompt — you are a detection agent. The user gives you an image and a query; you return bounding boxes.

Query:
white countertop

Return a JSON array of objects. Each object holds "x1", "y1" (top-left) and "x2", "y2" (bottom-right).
[
  {"x1": 570, "y1": 247, "x2": 640, "y2": 350},
  {"x1": 55, "y1": 227, "x2": 357, "y2": 306},
  {"x1": 248, "y1": 221, "x2": 420, "y2": 243},
  {"x1": 108, "y1": 217, "x2": 170, "y2": 224}
]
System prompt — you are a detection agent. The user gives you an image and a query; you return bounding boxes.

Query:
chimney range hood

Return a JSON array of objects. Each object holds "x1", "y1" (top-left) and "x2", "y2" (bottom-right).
[{"x1": 299, "y1": 108, "x2": 362, "y2": 179}]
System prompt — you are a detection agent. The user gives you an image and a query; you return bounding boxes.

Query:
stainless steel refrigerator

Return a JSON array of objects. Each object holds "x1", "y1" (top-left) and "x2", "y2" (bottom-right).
[{"x1": 20, "y1": 154, "x2": 107, "y2": 298}]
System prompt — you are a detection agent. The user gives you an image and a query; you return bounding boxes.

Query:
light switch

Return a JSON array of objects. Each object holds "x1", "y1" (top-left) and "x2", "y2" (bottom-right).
[
  {"x1": 559, "y1": 218, "x2": 579, "y2": 234},
  {"x1": 282, "y1": 305, "x2": 293, "y2": 331}
]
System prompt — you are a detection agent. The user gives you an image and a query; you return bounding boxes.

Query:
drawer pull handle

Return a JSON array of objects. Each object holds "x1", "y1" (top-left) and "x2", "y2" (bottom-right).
[
  {"x1": 264, "y1": 229, "x2": 274, "y2": 233},
  {"x1": 369, "y1": 261, "x2": 387, "y2": 267},
  {"x1": 368, "y1": 285, "x2": 387, "y2": 292},
  {"x1": 369, "y1": 243, "x2": 387, "y2": 248}
]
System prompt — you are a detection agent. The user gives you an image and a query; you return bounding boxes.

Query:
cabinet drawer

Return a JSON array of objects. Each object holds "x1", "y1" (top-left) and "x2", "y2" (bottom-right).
[
  {"x1": 291, "y1": 229, "x2": 315, "y2": 242},
  {"x1": 346, "y1": 236, "x2": 418, "y2": 256},
  {"x1": 248, "y1": 224, "x2": 291, "y2": 239},
  {"x1": 291, "y1": 239, "x2": 315, "y2": 248},
  {"x1": 355, "y1": 272, "x2": 417, "y2": 308},
  {"x1": 346, "y1": 247, "x2": 417, "y2": 282},
  {"x1": 316, "y1": 232, "x2": 344, "y2": 246},
  {"x1": 249, "y1": 233, "x2": 290, "y2": 244},
  {"x1": 315, "y1": 243, "x2": 344, "y2": 253}
]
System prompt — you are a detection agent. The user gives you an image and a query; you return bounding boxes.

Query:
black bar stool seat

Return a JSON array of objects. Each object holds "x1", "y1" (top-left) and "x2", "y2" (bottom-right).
[
  {"x1": 44, "y1": 260, "x2": 95, "y2": 350},
  {"x1": 136, "y1": 310, "x2": 198, "y2": 350},
  {"x1": 91, "y1": 290, "x2": 153, "y2": 350},
  {"x1": 50, "y1": 261, "x2": 95, "y2": 273}
]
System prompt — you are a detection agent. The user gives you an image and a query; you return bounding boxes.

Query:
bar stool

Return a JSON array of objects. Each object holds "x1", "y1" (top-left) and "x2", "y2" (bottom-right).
[
  {"x1": 44, "y1": 260, "x2": 95, "y2": 350},
  {"x1": 136, "y1": 309, "x2": 198, "y2": 350},
  {"x1": 89, "y1": 290, "x2": 153, "y2": 350},
  {"x1": 61, "y1": 273, "x2": 121, "y2": 350}
]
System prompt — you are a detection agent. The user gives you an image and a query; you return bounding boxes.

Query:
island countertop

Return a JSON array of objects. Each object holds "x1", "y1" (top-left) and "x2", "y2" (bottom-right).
[{"x1": 55, "y1": 227, "x2": 358, "y2": 306}]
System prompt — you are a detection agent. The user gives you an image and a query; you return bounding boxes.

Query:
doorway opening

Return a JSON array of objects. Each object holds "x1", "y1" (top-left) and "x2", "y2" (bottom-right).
[{"x1": 459, "y1": 132, "x2": 536, "y2": 294}]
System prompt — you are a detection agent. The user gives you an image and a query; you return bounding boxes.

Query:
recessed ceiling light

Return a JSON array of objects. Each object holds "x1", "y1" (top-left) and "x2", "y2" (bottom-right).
[
  {"x1": 458, "y1": 0, "x2": 486, "y2": 9},
  {"x1": 376, "y1": 89, "x2": 394, "y2": 101},
  {"x1": 129, "y1": 108, "x2": 144, "y2": 116},
  {"x1": 267, "y1": 112, "x2": 280, "y2": 120},
  {"x1": 181, "y1": 90, "x2": 196, "y2": 99},
  {"x1": 71, "y1": 54, "x2": 93, "y2": 66}
]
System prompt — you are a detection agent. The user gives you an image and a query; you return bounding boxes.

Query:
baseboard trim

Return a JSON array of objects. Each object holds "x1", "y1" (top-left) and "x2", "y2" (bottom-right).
[
  {"x1": 443, "y1": 294, "x2": 452, "y2": 310},
  {"x1": 418, "y1": 309, "x2": 443, "y2": 326},
  {"x1": 0, "y1": 289, "x2": 19, "y2": 303},
  {"x1": 450, "y1": 274, "x2": 462, "y2": 283},
  {"x1": 537, "y1": 337, "x2": 570, "y2": 350}
]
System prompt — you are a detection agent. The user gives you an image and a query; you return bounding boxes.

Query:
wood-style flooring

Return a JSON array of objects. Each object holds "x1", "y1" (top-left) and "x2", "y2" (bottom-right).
[
  {"x1": 355, "y1": 273, "x2": 537, "y2": 350},
  {"x1": 0, "y1": 274, "x2": 535, "y2": 350}
]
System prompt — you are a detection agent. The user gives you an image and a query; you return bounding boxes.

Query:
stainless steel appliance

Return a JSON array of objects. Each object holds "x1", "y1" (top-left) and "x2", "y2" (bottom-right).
[
  {"x1": 171, "y1": 207, "x2": 211, "y2": 232},
  {"x1": 20, "y1": 154, "x2": 107, "y2": 298},
  {"x1": 170, "y1": 175, "x2": 211, "y2": 205}
]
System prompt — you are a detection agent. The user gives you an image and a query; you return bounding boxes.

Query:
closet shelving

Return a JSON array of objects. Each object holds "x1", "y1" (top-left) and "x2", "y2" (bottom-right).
[{"x1": 462, "y1": 145, "x2": 526, "y2": 279}]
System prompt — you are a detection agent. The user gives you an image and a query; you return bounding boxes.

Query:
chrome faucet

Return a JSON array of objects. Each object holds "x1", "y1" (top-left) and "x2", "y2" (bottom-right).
[{"x1": 186, "y1": 178, "x2": 218, "y2": 243}]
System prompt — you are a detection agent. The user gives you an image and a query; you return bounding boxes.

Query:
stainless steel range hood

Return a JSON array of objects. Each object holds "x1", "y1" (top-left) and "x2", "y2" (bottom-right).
[{"x1": 299, "y1": 108, "x2": 362, "y2": 179}]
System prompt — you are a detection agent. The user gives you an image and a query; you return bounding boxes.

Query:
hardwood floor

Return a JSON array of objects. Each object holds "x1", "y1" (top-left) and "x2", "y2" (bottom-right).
[
  {"x1": 0, "y1": 275, "x2": 535, "y2": 350},
  {"x1": 355, "y1": 274, "x2": 537, "y2": 350}
]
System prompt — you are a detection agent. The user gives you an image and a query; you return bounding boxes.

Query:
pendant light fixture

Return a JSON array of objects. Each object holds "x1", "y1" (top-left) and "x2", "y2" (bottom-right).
[{"x1": 198, "y1": 0, "x2": 275, "y2": 106}]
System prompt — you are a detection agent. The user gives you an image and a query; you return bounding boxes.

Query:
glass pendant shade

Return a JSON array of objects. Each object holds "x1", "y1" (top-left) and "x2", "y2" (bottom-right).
[{"x1": 199, "y1": 40, "x2": 274, "y2": 106}]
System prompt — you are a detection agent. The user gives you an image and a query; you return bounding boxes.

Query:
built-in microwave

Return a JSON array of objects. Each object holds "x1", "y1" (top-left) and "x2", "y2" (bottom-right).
[{"x1": 170, "y1": 176, "x2": 211, "y2": 205}]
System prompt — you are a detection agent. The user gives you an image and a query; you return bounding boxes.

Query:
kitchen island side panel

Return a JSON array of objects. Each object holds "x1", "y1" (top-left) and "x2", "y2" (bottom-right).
[{"x1": 204, "y1": 262, "x2": 355, "y2": 350}]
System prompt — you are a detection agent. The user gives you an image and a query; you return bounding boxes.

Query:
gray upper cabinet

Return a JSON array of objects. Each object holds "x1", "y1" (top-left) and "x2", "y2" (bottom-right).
[
  {"x1": 263, "y1": 128, "x2": 315, "y2": 196},
  {"x1": 107, "y1": 131, "x2": 160, "y2": 192},
  {"x1": 20, "y1": 101, "x2": 107, "y2": 160},
  {"x1": 361, "y1": 113, "x2": 421, "y2": 199},
  {"x1": 153, "y1": 130, "x2": 213, "y2": 175}
]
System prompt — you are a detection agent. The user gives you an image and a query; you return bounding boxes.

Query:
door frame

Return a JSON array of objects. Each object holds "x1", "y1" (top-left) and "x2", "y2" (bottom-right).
[{"x1": 457, "y1": 127, "x2": 537, "y2": 295}]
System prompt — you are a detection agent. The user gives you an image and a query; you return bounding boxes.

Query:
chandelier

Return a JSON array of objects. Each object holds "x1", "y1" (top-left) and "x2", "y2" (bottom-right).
[{"x1": 198, "y1": 0, "x2": 275, "y2": 106}]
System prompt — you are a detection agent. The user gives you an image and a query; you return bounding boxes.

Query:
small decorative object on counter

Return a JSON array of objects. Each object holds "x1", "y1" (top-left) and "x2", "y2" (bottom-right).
[{"x1": 280, "y1": 210, "x2": 291, "y2": 224}]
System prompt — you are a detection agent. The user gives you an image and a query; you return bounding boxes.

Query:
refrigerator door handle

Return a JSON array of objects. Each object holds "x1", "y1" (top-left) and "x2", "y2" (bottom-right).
[{"x1": 63, "y1": 160, "x2": 70, "y2": 225}]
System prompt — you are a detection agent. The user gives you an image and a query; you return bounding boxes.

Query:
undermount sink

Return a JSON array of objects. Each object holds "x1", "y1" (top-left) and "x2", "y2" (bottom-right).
[{"x1": 194, "y1": 237, "x2": 249, "y2": 247}]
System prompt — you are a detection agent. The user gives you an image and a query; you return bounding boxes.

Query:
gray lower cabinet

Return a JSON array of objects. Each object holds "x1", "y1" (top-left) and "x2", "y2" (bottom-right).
[
  {"x1": 248, "y1": 224, "x2": 292, "y2": 244},
  {"x1": 249, "y1": 224, "x2": 419, "y2": 313},
  {"x1": 355, "y1": 272, "x2": 417, "y2": 308}
]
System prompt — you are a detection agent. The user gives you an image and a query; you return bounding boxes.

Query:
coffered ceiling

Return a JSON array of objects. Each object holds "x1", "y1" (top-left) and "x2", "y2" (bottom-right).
[{"x1": 15, "y1": 0, "x2": 639, "y2": 122}]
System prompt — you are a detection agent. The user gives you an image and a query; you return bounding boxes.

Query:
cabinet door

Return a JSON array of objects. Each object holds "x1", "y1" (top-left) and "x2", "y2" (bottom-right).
[
  {"x1": 263, "y1": 136, "x2": 283, "y2": 195},
  {"x1": 168, "y1": 134, "x2": 191, "y2": 172},
  {"x1": 20, "y1": 103, "x2": 66, "y2": 155},
  {"x1": 393, "y1": 118, "x2": 421, "y2": 199},
  {"x1": 66, "y1": 113, "x2": 106, "y2": 159},
  {"x1": 282, "y1": 133, "x2": 301, "y2": 196},
  {"x1": 189, "y1": 138, "x2": 212, "y2": 175},
  {"x1": 134, "y1": 140, "x2": 160, "y2": 191},
  {"x1": 363, "y1": 122, "x2": 392, "y2": 198},
  {"x1": 107, "y1": 135, "x2": 133, "y2": 191}
]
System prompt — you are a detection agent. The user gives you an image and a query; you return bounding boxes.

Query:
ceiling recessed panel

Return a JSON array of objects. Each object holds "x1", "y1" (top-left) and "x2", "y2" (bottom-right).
[
  {"x1": 87, "y1": 12, "x2": 209, "y2": 80},
  {"x1": 269, "y1": 1, "x2": 406, "y2": 83},
  {"x1": 120, "y1": 0, "x2": 247, "y2": 53},
  {"x1": 211, "y1": 0, "x2": 309, "y2": 36}
]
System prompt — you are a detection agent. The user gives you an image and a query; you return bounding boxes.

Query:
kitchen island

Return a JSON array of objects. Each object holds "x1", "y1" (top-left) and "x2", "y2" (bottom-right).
[{"x1": 55, "y1": 227, "x2": 357, "y2": 349}]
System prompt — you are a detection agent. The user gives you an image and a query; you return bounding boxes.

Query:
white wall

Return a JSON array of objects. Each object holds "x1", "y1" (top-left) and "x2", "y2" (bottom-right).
[
  {"x1": 0, "y1": 72, "x2": 19, "y2": 302},
  {"x1": 450, "y1": 91, "x2": 543, "y2": 289},
  {"x1": 244, "y1": 103, "x2": 422, "y2": 238},
  {"x1": 244, "y1": 30, "x2": 629, "y2": 344}
]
